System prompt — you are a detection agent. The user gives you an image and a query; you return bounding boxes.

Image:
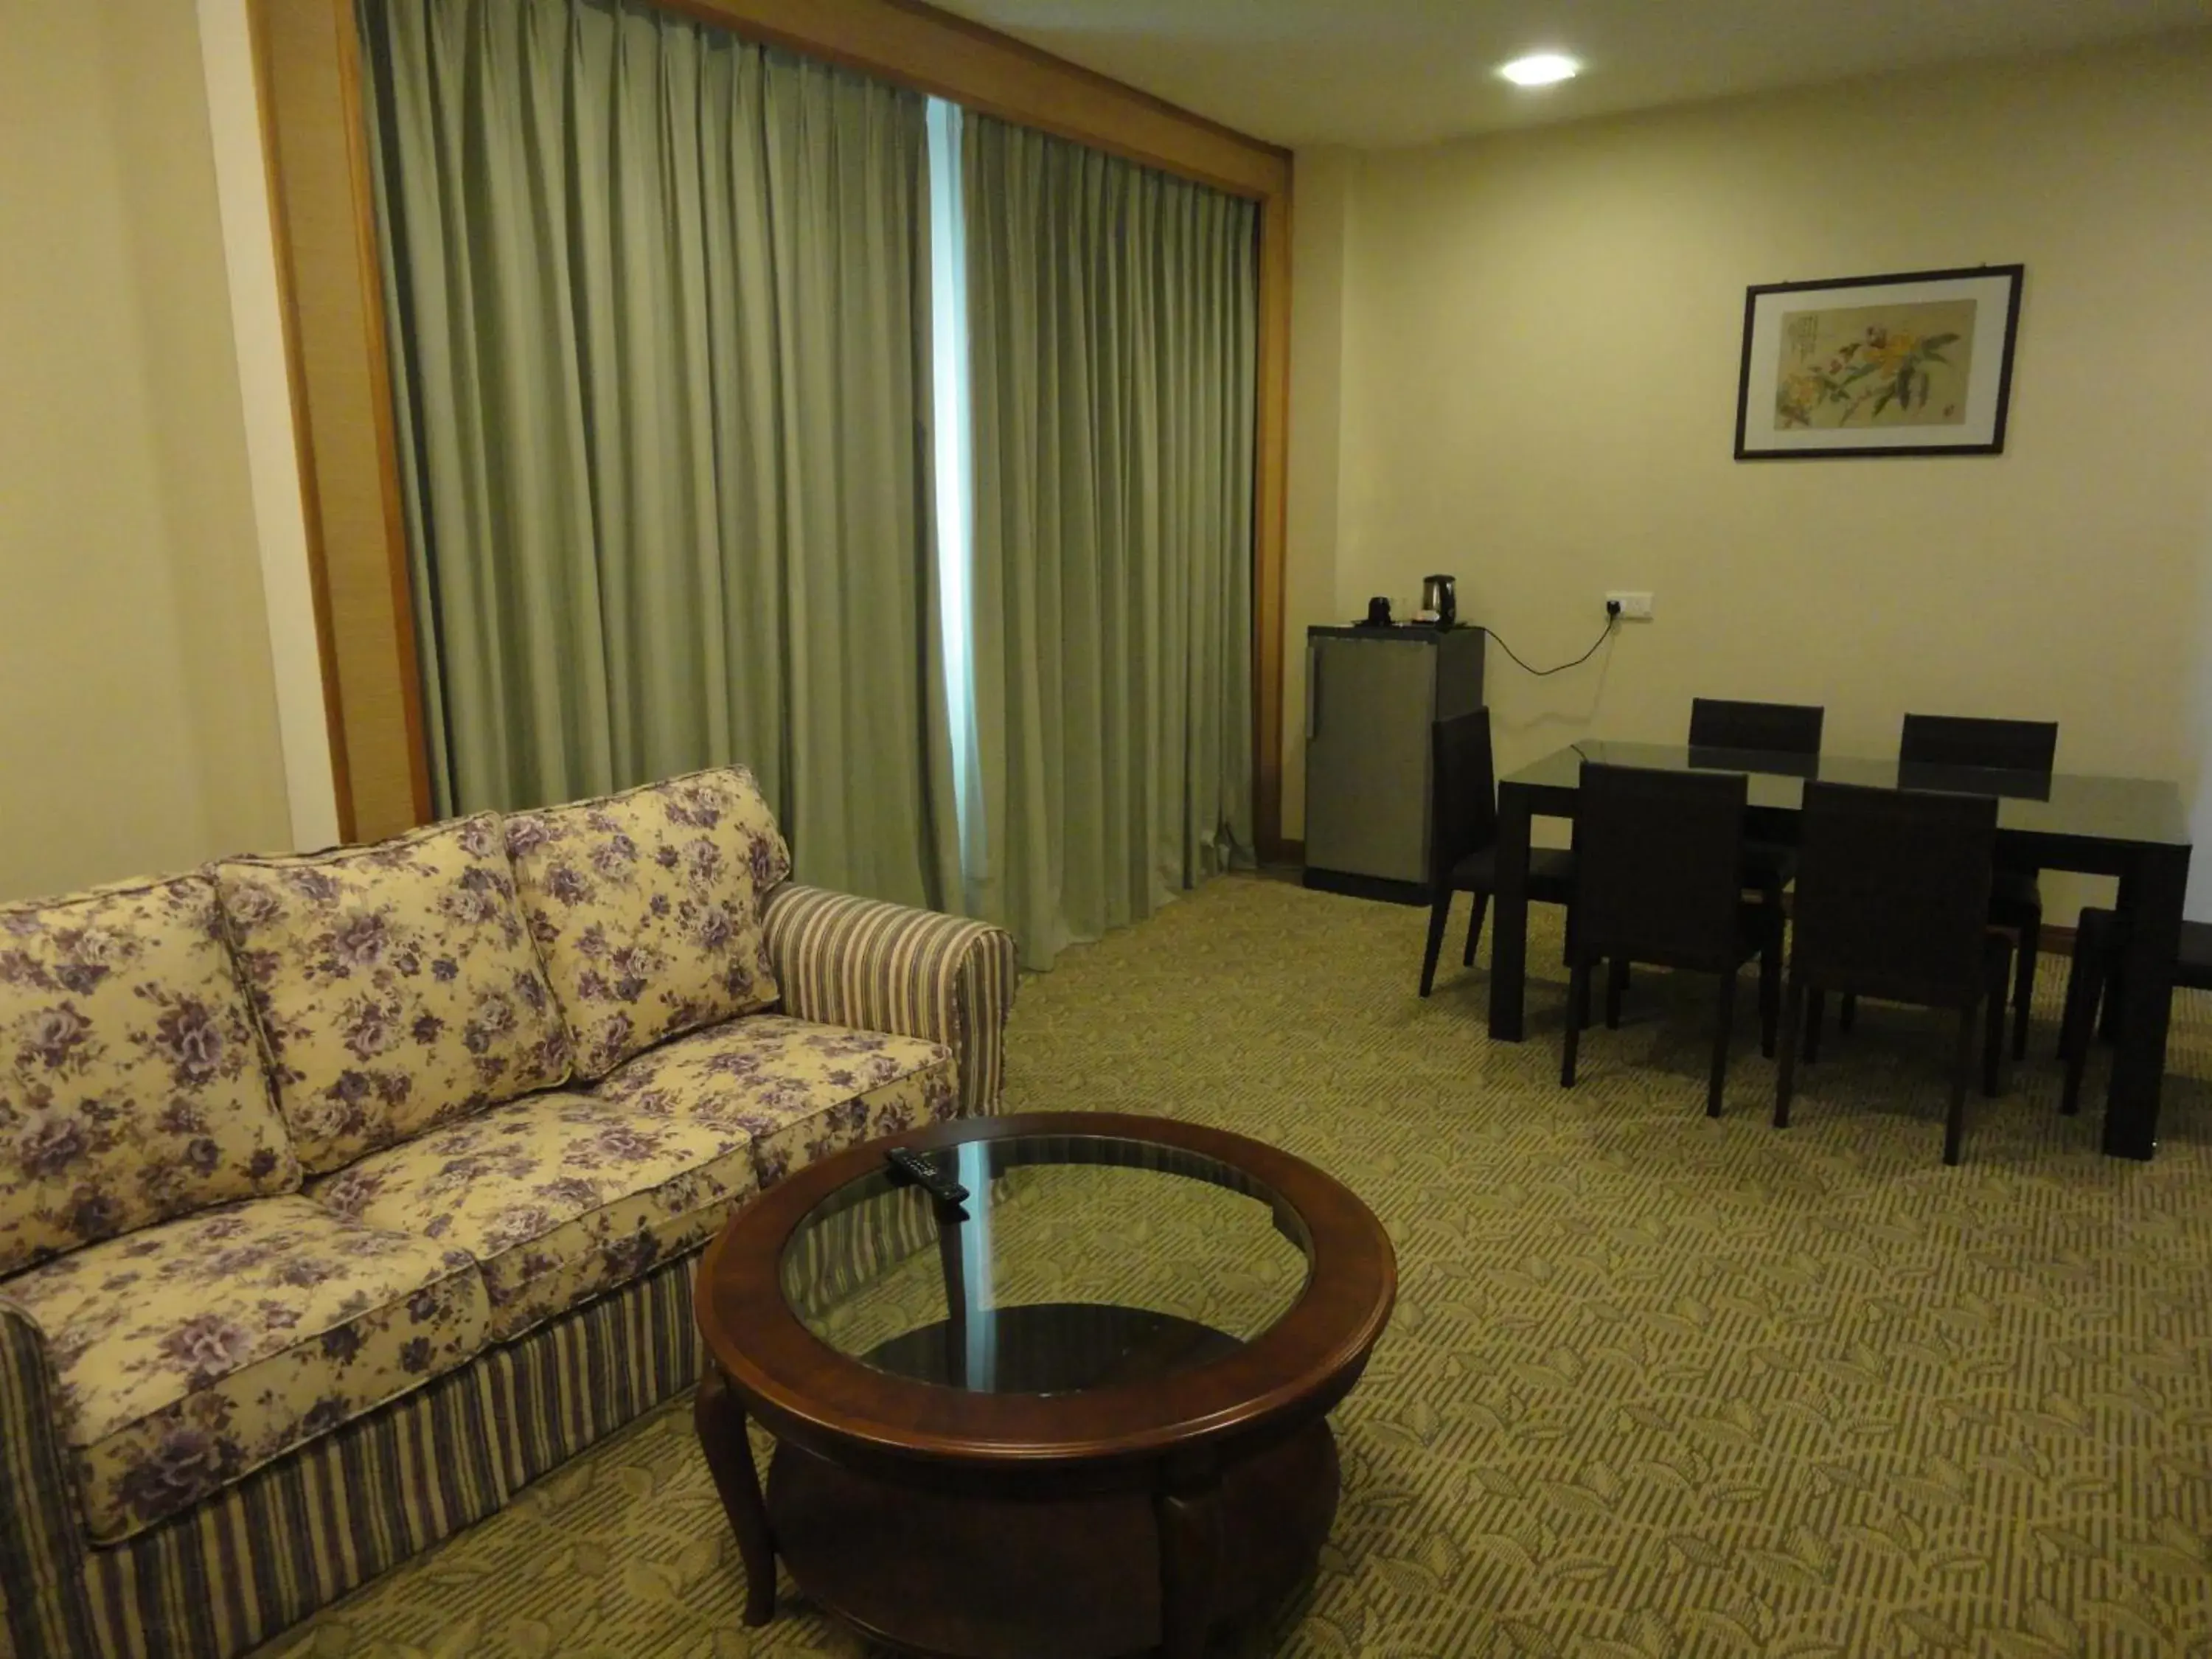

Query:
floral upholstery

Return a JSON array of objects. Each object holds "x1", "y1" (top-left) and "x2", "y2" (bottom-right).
[
  {"x1": 505, "y1": 768, "x2": 786, "y2": 1081},
  {"x1": 309, "y1": 1091, "x2": 759, "y2": 1343},
  {"x1": 214, "y1": 816, "x2": 571, "y2": 1175},
  {"x1": 591, "y1": 1014, "x2": 958, "y2": 1188},
  {"x1": 0, "y1": 875, "x2": 299, "y2": 1277},
  {"x1": 1, "y1": 1194, "x2": 487, "y2": 1543}
]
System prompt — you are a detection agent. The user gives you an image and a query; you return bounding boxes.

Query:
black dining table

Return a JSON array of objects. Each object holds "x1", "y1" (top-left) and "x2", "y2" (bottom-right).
[{"x1": 1486, "y1": 740, "x2": 2194, "y2": 1160}]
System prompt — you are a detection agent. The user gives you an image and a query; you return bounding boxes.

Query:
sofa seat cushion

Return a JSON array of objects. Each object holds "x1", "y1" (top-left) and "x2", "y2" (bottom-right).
[
  {"x1": 591, "y1": 1014, "x2": 958, "y2": 1188},
  {"x1": 2, "y1": 1194, "x2": 487, "y2": 1543},
  {"x1": 215, "y1": 815, "x2": 572, "y2": 1174},
  {"x1": 1, "y1": 873, "x2": 300, "y2": 1277},
  {"x1": 504, "y1": 768, "x2": 787, "y2": 1081},
  {"x1": 310, "y1": 1091, "x2": 760, "y2": 1342}
]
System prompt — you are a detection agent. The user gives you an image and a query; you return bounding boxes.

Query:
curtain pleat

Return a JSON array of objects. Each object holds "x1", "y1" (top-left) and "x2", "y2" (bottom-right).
[
  {"x1": 963, "y1": 116, "x2": 1257, "y2": 969},
  {"x1": 358, "y1": 0, "x2": 960, "y2": 913}
]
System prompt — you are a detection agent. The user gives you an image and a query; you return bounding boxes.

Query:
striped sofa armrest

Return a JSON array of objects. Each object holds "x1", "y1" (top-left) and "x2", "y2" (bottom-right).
[
  {"x1": 759, "y1": 886, "x2": 1018, "y2": 1118},
  {"x1": 0, "y1": 1296, "x2": 94, "y2": 1659}
]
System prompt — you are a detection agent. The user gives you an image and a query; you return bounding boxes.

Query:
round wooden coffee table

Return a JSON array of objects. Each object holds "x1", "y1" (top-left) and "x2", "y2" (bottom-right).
[{"x1": 692, "y1": 1111, "x2": 1396, "y2": 1659}]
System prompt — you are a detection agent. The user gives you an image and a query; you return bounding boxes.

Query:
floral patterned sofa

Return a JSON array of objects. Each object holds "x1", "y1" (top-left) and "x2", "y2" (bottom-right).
[{"x1": 0, "y1": 768, "x2": 1015, "y2": 1659}]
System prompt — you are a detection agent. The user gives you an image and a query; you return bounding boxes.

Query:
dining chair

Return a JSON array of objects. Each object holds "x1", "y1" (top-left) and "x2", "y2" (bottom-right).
[
  {"x1": 1560, "y1": 763, "x2": 1781, "y2": 1117},
  {"x1": 1888, "y1": 713, "x2": 2059, "y2": 1061},
  {"x1": 1775, "y1": 781, "x2": 2011, "y2": 1166},
  {"x1": 2055, "y1": 908, "x2": 2212, "y2": 1115},
  {"x1": 1898, "y1": 714, "x2": 2059, "y2": 774},
  {"x1": 1688, "y1": 698, "x2": 1825, "y2": 908},
  {"x1": 1688, "y1": 698, "x2": 1826, "y2": 757},
  {"x1": 1419, "y1": 709, "x2": 1575, "y2": 997}
]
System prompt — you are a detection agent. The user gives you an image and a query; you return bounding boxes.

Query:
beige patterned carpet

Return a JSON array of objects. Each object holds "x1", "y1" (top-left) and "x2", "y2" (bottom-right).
[{"x1": 253, "y1": 874, "x2": 2212, "y2": 1659}]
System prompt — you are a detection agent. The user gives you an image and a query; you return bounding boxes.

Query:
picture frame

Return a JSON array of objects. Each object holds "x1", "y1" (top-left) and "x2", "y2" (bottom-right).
[{"x1": 1733, "y1": 264, "x2": 2024, "y2": 459}]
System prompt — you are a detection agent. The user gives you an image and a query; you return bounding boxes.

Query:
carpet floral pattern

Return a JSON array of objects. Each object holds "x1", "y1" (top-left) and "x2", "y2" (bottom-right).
[{"x1": 249, "y1": 875, "x2": 2212, "y2": 1659}]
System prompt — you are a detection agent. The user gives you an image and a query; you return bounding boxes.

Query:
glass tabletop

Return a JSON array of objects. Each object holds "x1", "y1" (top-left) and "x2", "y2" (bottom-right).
[
  {"x1": 779, "y1": 1132, "x2": 1313, "y2": 1395},
  {"x1": 1500, "y1": 740, "x2": 2191, "y2": 847}
]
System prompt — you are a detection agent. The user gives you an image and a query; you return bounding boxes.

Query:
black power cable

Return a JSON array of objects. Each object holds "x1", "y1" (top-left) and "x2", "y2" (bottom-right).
[{"x1": 1481, "y1": 617, "x2": 1617, "y2": 678}]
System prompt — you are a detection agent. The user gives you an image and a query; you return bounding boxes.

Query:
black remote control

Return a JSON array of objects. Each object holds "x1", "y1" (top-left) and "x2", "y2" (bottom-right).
[{"x1": 884, "y1": 1146, "x2": 970, "y2": 1206}]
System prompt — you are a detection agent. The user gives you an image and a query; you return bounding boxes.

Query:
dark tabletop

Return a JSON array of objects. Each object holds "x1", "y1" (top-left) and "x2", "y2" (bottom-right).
[{"x1": 1501, "y1": 740, "x2": 2191, "y2": 849}]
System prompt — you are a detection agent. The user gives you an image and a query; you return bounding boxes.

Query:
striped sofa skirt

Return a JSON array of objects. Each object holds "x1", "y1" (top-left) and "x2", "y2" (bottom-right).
[{"x1": 6, "y1": 1251, "x2": 710, "y2": 1659}]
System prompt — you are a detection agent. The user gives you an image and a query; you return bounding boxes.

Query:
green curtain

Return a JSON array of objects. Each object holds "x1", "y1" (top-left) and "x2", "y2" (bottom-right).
[
  {"x1": 358, "y1": 0, "x2": 960, "y2": 912},
  {"x1": 962, "y1": 116, "x2": 1258, "y2": 969}
]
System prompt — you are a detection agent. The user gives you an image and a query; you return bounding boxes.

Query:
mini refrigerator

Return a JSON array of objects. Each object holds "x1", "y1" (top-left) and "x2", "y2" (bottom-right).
[{"x1": 1302, "y1": 625, "x2": 1486, "y2": 904}]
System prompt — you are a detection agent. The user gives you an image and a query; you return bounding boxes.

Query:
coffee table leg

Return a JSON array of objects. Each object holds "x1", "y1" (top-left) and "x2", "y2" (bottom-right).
[
  {"x1": 695, "y1": 1363, "x2": 776, "y2": 1625},
  {"x1": 1156, "y1": 1453, "x2": 1222, "y2": 1659}
]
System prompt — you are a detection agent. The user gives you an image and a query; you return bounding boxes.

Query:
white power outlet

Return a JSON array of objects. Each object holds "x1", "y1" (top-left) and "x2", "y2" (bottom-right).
[{"x1": 1607, "y1": 591, "x2": 1655, "y2": 621}]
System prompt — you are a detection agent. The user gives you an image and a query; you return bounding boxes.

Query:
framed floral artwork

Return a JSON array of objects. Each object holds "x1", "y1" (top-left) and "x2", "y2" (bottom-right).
[{"x1": 1733, "y1": 264, "x2": 2024, "y2": 459}]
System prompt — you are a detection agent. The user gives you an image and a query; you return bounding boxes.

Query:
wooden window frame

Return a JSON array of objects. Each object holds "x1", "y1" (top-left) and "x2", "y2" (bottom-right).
[{"x1": 253, "y1": 0, "x2": 1294, "y2": 858}]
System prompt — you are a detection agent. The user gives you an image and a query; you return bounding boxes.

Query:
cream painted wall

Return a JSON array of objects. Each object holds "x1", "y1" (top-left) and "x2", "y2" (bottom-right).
[
  {"x1": 1286, "y1": 32, "x2": 2212, "y2": 923},
  {"x1": 0, "y1": 0, "x2": 292, "y2": 899}
]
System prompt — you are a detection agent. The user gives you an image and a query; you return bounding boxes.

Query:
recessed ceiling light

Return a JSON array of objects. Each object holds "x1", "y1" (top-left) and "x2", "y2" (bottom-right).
[{"x1": 1498, "y1": 52, "x2": 1581, "y2": 88}]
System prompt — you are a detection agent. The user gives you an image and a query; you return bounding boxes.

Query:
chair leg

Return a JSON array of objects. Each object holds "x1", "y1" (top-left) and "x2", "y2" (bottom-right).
[
  {"x1": 1804, "y1": 990, "x2": 1826, "y2": 1064},
  {"x1": 2011, "y1": 911, "x2": 2040, "y2": 1060},
  {"x1": 1983, "y1": 963, "x2": 2008, "y2": 1099},
  {"x1": 1775, "y1": 976, "x2": 1805, "y2": 1127},
  {"x1": 1562, "y1": 959, "x2": 1589, "y2": 1087},
  {"x1": 1605, "y1": 958, "x2": 1630, "y2": 1029},
  {"x1": 1708, "y1": 967, "x2": 1738, "y2": 1119},
  {"x1": 1464, "y1": 891, "x2": 1489, "y2": 967},
  {"x1": 1419, "y1": 895, "x2": 1452, "y2": 998},
  {"x1": 2056, "y1": 929, "x2": 2093, "y2": 1064},
  {"x1": 2062, "y1": 1034, "x2": 2093, "y2": 1116},
  {"x1": 1839, "y1": 993, "x2": 1857, "y2": 1034},
  {"x1": 2059, "y1": 931, "x2": 2108, "y2": 1117},
  {"x1": 1946, "y1": 1004, "x2": 1976, "y2": 1166},
  {"x1": 1758, "y1": 920, "x2": 1781, "y2": 1060}
]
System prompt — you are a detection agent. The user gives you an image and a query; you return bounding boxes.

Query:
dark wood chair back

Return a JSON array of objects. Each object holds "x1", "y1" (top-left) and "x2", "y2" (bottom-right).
[
  {"x1": 1571, "y1": 762, "x2": 1747, "y2": 969},
  {"x1": 1792, "y1": 782, "x2": 1997, "y2": 1005},
  {"x1": 1899, "y1": 714, "x2": 2058, "y2": 774},
  {"x1": 1689, "y1": 698, "x2": 1825, "y2": 756},
  {"x1": 1429, "y1": 710, "x2": 1499, "y2": 888}
]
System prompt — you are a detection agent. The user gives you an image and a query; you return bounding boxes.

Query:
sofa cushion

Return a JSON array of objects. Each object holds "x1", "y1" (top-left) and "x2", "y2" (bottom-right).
[
  {"x1": 2, "y1": 1194, "x2": 488, "y2": 1542},
  {"x1": 0, "y1": 874, "x2": 299, "y2": 1277},
  {"x1": 310, "y1": 1091, "x2": 759, "y2": 1342},
  {"x1": 215, "y1": 815, "x2": 572, "y2": 1175},
  {"x1": 505, "y1": 768, "x2": 785, "y2": 1081},
  {"x1": 591, "y1": 1014, "x2": 958, "y2": 1188}
]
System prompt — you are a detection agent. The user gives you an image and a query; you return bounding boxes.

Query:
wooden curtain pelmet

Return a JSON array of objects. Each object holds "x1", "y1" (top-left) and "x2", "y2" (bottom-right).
[{"x1": 251, "y1": 0, "x2": 1295, "y2": 858}]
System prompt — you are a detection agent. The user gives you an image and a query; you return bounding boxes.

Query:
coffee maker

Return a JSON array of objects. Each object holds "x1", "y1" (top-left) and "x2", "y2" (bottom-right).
[{"x1": 1420, "y1": 574, "x2": 1457, "y2": 630}]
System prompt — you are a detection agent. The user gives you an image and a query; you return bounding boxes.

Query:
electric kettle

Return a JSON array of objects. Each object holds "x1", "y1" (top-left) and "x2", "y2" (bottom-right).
[{"x1": 1421, "y1": 574, "x2": 1457, "y2": 630}]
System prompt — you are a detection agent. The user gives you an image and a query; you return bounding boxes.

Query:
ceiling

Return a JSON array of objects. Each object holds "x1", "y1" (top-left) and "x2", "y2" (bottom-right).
[{"x1": 930, "y1": 0, "x2": 2212, "y2": 149}]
